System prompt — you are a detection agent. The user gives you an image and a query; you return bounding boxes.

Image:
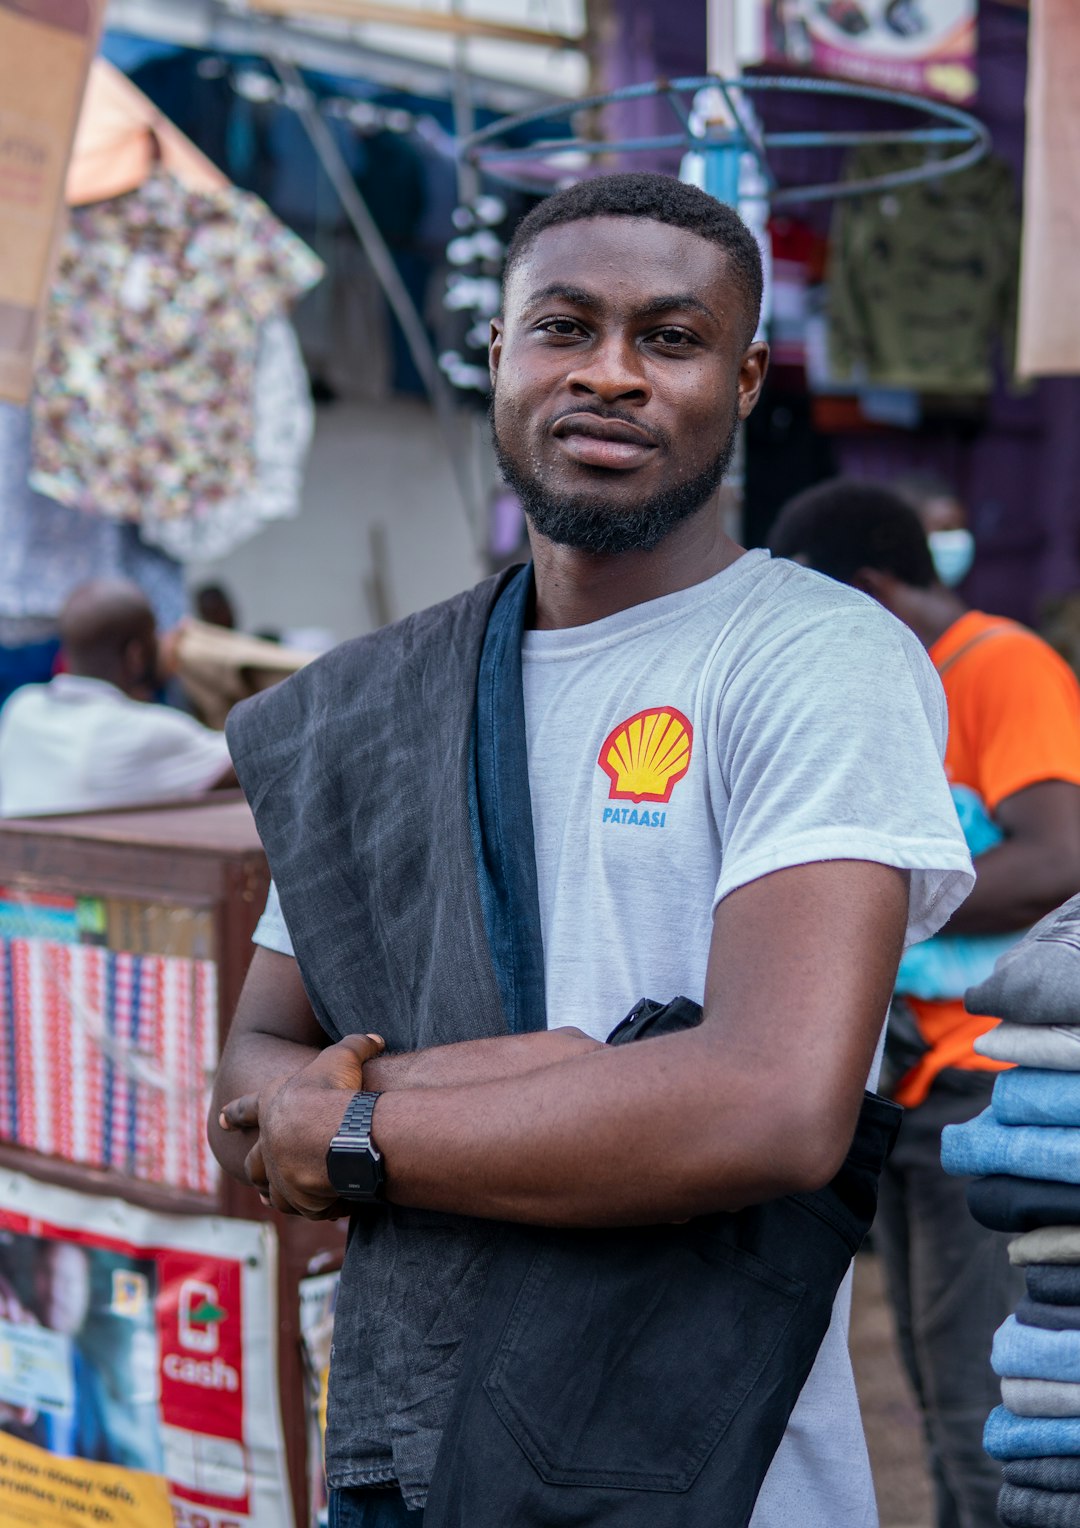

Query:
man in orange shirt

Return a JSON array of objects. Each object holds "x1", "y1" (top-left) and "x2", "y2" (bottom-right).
[{"x1": 770, "y1": 478, "x2": 1080, "y2": 1528}]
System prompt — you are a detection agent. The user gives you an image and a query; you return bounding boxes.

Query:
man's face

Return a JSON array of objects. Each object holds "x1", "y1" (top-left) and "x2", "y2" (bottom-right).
[
  {"x1": 489, "y1": 215, "x2": 767, "y2": 555},
  {"x1": 33, "y1": 1244, "x2": 91, "y2": 1337},
  {"x1": 918, "y1": 494, "x2": 967, "y2": 536}
]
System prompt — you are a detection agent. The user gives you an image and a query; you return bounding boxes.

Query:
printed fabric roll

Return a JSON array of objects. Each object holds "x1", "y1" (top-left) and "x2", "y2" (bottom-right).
[
  {"x1": 1001, "y1": 1376, "x2": 1080, "y2": 1416},
  {"x1": 985, "y1": 1405, "x2": 1080, "y2": 1459},
  {"x1": 995, "y1": 1069, "x2": 1080, "y2": 1128},
  {"x1": 967, "y1": 893, "x2": 1080, "y2": 1027},
  {"x1": 1005, "y1": 1456, "x2": 1080, "y2": 1491},
  {"x1": 942, "y1": 1108, "x2": 1080, "y2": 1185},
  {"x1": 976, "y1": 1025, "x2": 1080, "y2": 1070},
  {"x1": 993, "y1": 1315, "x2": 1080, "y2": 1382},
  {"x1": 1012, "y1": 1228, "x2": 1080, "y2": 1267},
  {"x1": 969, "y1": 1176, "x2": 1080, "y2": 1233},
  {"x1": 998, "y1": 1481, "x2": 1080, "y2": 1526},
  {"x1": 1028, "y1": 1265, "x2": 1080, "y2": 1306},
  {"x1": 1017, "y1": 1296, "x2": 1080, "y2": 1332}
]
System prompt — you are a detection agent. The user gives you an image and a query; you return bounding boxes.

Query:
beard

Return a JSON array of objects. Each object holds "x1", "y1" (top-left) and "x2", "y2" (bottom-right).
[{"x1": 490, "y1": 397, "x2": 740, "y2": 556}]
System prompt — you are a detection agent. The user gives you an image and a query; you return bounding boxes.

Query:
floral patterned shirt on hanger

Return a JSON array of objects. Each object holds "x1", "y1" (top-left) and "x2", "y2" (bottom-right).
[{"x1": 30, "y1": 171, "x2": 323, "y2": 526}]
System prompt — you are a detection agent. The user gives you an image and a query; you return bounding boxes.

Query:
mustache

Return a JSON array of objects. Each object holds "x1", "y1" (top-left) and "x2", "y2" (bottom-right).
[{"x1": 545, "y1": 405, "x2": 669, "y2": 451}]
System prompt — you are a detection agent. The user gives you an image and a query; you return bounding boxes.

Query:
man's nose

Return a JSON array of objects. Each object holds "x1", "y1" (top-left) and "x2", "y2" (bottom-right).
[{"x1": 564, "y1": 334, "x2": 650, "y2": 406}]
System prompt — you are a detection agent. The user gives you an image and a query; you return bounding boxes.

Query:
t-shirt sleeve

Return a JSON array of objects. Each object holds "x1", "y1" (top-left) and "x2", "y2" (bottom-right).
[
  {"x1": 252, "y1": 880, "x2": 296, "y2": 957},
  {"x1": 712, "y1": 603, "x2": 974, "y2": 947},
  {"x1": 960, "y1": 634, "x2": 1080, "y2": 812}
]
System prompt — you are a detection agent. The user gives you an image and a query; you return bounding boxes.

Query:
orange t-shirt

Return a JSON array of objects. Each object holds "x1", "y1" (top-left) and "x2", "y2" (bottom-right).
[{"x1": 896, "y1": 611, "x2": 1080, "y2": 1108}]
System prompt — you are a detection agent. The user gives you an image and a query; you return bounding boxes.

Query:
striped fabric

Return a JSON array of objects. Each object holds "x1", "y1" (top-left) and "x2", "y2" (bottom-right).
[{"x1": 0, "y1": 936, "x2": 219, "y2": 1194}]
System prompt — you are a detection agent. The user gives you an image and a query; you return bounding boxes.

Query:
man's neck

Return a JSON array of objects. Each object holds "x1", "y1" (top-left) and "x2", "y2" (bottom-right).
[
  {"x1": 66, "y1": 662, "x2": 140, "y2": 699},
  {"x1": 528, "y1": 507, "x2": 745, "y2": 630},
  {"x1": 898, "y1": 586, "x2": 969, "y2": 651}
]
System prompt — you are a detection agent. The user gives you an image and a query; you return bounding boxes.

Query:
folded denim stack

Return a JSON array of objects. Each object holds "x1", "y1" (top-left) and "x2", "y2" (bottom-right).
[{"x1": 941, "y1": 895, "x2": 1080, "y2": 1527}]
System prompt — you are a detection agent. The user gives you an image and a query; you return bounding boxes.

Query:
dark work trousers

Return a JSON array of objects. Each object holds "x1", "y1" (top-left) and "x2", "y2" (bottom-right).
[
  {"x1": 329, "y1": 1489, "x2": 423, "y2": 1526},
  {"x1": 875, "y1": 1069, "x2": 1022, "y2": 1528}
]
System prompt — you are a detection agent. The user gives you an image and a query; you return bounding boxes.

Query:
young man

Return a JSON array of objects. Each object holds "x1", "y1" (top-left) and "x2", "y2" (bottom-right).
[
  {"x1": 0, "y1": 578, "x2": 234, "y2": 816},
  {"x1": 210, "y1": 176, "x2": 972, "y2": 1528},
  {"x1": 770, "y1": 478, "x2": 1080, "y2": 1528}
]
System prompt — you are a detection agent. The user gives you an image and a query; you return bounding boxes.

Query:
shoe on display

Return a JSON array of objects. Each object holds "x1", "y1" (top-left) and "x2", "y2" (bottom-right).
[
  {"x1": 817, "y1": 0, "x2": 872, "y2": 36},
  {"x1": 884, "y1": 0, "x2": 928, "y2": 37}
]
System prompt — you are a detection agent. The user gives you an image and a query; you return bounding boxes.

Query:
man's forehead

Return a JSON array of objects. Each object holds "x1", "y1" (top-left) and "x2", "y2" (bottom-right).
[{"x1": 510, "y1": 215, "x2": 731, "y2": 303}]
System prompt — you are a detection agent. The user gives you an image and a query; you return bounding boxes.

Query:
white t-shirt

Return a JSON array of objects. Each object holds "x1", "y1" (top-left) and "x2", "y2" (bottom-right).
[
  {"x1": 255, "y1": 550, "x2": 974, "y2": 1526},
  {"x1": 0, "y1": 674, "x2": 232, "y2": 817}
]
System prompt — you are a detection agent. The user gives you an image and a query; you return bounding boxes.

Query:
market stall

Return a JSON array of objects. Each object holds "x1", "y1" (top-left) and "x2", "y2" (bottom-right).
[{"x1": 0, "y1": 796, "x2": 344, "y2": 1528}]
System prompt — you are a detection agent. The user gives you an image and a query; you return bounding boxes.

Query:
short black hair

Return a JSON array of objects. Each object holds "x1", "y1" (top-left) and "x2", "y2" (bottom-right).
[
  {"x1": 503, "y1": 172, "x2": 763, "y2": 345},
  {"x1": 768, "y1": 478, "x2": 936, "y2": 588}
]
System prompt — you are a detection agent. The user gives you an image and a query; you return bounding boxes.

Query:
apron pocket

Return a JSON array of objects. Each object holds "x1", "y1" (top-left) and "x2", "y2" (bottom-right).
[{"x1": 482, "y1": 1224, "x2": 805, "y2": 1493}]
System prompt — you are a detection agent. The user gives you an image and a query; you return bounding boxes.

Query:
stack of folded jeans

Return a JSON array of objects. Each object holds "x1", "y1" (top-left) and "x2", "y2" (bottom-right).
[{"x1": 941, "y1": 894, "x2": 1080, "y2": 1527}]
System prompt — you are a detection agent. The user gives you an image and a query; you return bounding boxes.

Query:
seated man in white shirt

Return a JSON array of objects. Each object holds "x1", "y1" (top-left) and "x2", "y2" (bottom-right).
[{"x1": 0, "y1": 579, "x2": 235, "y2": 817}]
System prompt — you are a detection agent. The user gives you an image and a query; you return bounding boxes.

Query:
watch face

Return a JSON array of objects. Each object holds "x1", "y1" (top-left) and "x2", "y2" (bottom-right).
[{"x1": 327, "y1": 1144, "x2": 385, "y2": 1200}]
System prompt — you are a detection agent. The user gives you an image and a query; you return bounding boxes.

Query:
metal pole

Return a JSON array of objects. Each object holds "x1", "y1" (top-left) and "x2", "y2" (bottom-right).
[
  {"x1": 450, "y1": 0, "x2": 480, "y2": 207},
  {"x1": 270, "y1": 54, "x2": 478, "y2": 529},
  {"x1": 706, "y1": 0, "x2": 737, "y2": 76},
  {"x1": 702, "y1": 0, "x2": 741, "y2": 205}
]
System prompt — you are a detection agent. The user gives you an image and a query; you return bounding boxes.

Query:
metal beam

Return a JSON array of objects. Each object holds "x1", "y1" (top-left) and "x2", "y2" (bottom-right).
[
  {"x1": 269, "y1": 54, "x2": 479, "y2": 531},
  {"x1": 243, "y1": 0, "x2": 581, "y2": 49},
  {"x1": 105, "y1": 0, "x2": 568, "y2": 111}
]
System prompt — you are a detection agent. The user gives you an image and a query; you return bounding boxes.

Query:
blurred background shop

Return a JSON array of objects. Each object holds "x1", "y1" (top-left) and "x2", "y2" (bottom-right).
[
  {"x1": 7, "y1": 1, "x2": 1072, "y2": 669},
  {"x1": 0, "y1": 4, "x2": 1076, "y2": 1528}
]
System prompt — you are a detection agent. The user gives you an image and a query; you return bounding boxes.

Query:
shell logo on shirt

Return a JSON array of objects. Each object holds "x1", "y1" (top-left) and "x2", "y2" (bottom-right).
[{"x1": 597, "y1": 707, "x2": 694, "y2": 804}]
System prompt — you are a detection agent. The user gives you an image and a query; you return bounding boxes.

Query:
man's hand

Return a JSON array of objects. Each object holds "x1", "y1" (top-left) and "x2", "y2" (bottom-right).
[
  {"x1": 207, "y1": 947, "x2": 328, "y2": 1185},
  {"x1": 243, "y1": 1033, "x2": 386, "y2": 1217},
  {"x1": 220, "y1": 1025, "x2": 603, "y2": 1213}
]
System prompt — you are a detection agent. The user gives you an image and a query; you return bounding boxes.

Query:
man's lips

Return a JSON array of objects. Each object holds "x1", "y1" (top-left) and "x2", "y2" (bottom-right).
[{"x1": 550, "y1": 413, "x2": 658, "y2": 471}]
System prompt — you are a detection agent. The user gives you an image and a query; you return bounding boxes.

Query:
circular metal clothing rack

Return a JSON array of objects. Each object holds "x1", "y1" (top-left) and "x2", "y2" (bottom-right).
[{"x1": 461, "y1": 73, "x2": 991, "y2": 204}]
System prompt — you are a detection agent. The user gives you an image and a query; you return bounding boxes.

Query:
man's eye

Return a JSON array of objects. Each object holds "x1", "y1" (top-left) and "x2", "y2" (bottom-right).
[
  {"x1": 654, "y1": 328, "x2": 694, "y2": 347},
  {"x1": 538, "y1": 318, "x2": 583, "y2": 337}
]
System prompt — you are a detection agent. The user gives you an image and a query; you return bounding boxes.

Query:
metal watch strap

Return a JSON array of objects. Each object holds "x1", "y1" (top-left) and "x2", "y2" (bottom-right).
[{"x1": 331, "y1": 1090, "x2": 383, "y2": 1154}]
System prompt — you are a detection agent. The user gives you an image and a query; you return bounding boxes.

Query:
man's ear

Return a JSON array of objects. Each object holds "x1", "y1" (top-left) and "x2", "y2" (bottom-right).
[
  {"x1": 122, "y1": 634, "x2": 152, "y2": 685},
  {"x1": 489, "y1": 317, "x2": 504, "y2": 390},
  {"x1": 737, "y1": 340, "x2": 770, "y2": 419}
]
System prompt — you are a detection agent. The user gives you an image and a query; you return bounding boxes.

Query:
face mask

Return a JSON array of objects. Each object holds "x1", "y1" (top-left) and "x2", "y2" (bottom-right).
[{"x1": 929, "y1": 528, "x2": 975, "y2": 587}]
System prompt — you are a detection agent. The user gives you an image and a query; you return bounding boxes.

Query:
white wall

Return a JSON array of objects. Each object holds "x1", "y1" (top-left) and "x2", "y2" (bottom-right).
[{"x1": 186, "y1": 397, "x2": 486, "y2": 645}]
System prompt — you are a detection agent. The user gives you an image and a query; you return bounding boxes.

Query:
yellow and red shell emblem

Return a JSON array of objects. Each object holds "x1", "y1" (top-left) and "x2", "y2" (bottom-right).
[{"x1": 598, "y1": 707, "x2": 694, "y2": 804}]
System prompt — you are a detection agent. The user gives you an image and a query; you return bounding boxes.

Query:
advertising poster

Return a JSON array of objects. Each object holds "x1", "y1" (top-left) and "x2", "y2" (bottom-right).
[
  {"x1": 0, "y1": 888, "x2": 219, "y2": 1196},
  {"x1": 763, "y1": 0, "x2": 977, "y2": 104},
  {"x1": 0, "y1": 0, "x2": 103, "y2": 403},
  {"x1": 0, "y1": 1171, "x2": 291, "y2": 1528},
  {"x1": 298, "y1": 1271, "x2": 338, "y2": 1528}
]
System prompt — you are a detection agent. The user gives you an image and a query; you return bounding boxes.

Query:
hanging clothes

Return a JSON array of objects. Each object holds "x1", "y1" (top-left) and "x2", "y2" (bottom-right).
[
  {"x1": 290, "y1": 231, "x2": 393, "y2": 403},
  {"x1": 67, "y1": 57, "x2": 228, "y2": 209},
  {"x1": 29, "y1": 171, "x2": 322, "y2": 527},
  {"x1": 0, "y1": 402, "x2": 185, "y2": 634},
  {"x1": 827, "y1": 143, "x2": 1020, "y2": 393},
  {"x1": 137, "y1": 315, "x2": 314, "y2": 562}
]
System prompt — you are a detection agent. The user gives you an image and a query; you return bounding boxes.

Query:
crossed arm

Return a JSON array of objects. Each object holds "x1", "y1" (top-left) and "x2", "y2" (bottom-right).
[{"x1": 208, "y1": 858, "x2": 910, "y2": 1228}]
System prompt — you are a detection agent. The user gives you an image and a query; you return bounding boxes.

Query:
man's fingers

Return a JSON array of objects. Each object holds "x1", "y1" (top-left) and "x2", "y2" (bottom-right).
[
  {"x1": 297, "y1": 1032, "x2": 386, "y2": 1091},
  {"x1": 220, "y1": 1093, "x2": 260, "y2": 1131},
  {"x1": 245, "y1": 1140, "x2": 269, "y2": 1193},
  {"x1": 267, "y1": 1182, "x2": 301, "y2": 1216}
]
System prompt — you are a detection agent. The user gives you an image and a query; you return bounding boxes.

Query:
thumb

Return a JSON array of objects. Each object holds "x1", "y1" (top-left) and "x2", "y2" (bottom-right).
[{"x1": 303, "y1": 1032, "x2": 386, "y2": 1091}]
